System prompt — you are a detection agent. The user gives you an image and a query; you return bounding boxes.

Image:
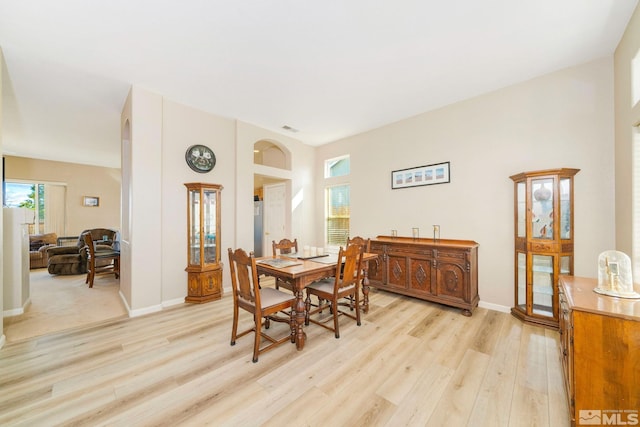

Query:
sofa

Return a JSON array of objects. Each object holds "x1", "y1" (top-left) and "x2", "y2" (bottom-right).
[
  {"x1": 29, "y1": 232, "x2": 58, "y2": 269},
  {"x1": 47, "y1": 228, "x2": 118, "y2": 275}
]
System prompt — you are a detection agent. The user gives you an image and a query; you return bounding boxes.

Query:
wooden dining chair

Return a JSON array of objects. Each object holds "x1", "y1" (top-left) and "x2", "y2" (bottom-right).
[
  {"x1": 346, "y1": 236, "x2": 371, "y2": 307},
  {"x1": 83, "y1": 233, "x2": 120, "y2": 288},
  {"x1": 271, "y1": 238, "x2": 298, "y2": 292},
  {"x1": 347, "y1": 235, "x2": 370, "y2": 253},
  {"x1": 228, "y1": 247, "x2": 296, "y2": 362},
  {"x1": 272, "y1": 238, "x2": 298, "y2": 256},
  {"x1": 304, "y1": 243, "x2": 364, "y2": 338}
]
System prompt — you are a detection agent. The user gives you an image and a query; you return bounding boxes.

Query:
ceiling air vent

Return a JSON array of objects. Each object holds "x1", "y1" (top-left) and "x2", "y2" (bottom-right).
[{"x1": 282, "y1": 125, "x2": 299, "y2": 133}]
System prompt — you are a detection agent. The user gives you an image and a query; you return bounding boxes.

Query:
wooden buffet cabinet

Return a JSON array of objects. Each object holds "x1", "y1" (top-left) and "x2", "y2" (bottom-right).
[
  {"x1": 558, "y1": 276, "x2": 640, "y2": 426},
  {"x1": 367, "y1": 236, "x2": 479, "y2": 316}
]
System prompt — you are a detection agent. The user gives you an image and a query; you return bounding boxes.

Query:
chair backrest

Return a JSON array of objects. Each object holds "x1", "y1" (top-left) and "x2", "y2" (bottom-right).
[
  {"x1": 77, "y1": 228, "x2": 117, "y2": 248},
  {"x1": 228, "y1": 248, "x2": 261, "y2": 310},
  {"x1": 347, "y1": 236, "x2": 371, "y2": 252},
  {"x1": 83, "y1": 233, "x2": 95, "y2": 262},
  {"x1": 272, "y1": 238, "x2": 298, "y2": 256},
  {"x1": 334, "y1": 243, "x2": 364, "y2": 292}
]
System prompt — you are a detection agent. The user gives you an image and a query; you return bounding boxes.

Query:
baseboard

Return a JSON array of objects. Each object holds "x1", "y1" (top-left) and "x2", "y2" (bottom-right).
[
  {"x1": 162, "y1": 297, "x2": 185, "y2": 308},
  {"x1": 3, "y1": 307, "x2": 24, "y2": 317},
  {"x1": 117, "y1": 290, "x2": 163, "y2": 317},
  {"x1": 2, "y1": 296, "x2": 32, "y2": 318},
  {"x1": 478, "y1": 301, "x2": 511, "y2": 313},
  {"x1": 118, "y1": 290, "x2": 131, "y2": 314},
  {"x1": 117, "y1": 290, "x2": 187, "y2": 317},
  {"x1": 129, "y1": 304, "x2": 163, "y2": 318}
]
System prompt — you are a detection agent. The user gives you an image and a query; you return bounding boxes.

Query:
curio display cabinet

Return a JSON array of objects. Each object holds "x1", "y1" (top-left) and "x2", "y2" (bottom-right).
[
  {"x1": 185, "y1": 182, "x2": 222, "y2": 303},
  {"x1": 510, "y1": 168, "x2": 579, "y2": 328}
]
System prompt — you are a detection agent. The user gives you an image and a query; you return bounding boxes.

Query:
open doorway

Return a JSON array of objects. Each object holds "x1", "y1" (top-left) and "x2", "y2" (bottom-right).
[
  {"x1": 253, "y1": 139, "x2": 292, "y2": 256},
  {"x1": 2, "y1": 156, "x2": 124, "y2": 342}
]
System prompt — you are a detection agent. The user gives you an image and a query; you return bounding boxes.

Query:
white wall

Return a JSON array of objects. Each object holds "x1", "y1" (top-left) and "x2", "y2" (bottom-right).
[
  {"x1": 2, "y1": 208, "x2": 30, "y2": 315},
  {"x1": 160, "y1": 99, "x2": 236, "y2": 302},
  {"x1": 315, "y1": 58, "x2": 616, "y2": 309},
  {"x1": 119, "y1": 87, "x2": 164, "y2": 315}
]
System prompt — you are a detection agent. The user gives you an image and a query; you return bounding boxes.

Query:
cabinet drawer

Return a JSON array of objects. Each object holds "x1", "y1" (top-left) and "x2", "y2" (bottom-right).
[
  {"x1": 528, "y1": 241, "x2": 559, "y2": 252},
  {"x1": 434, "y1": 249, "x2": 466, "y2": 261},
  {"x1": 389, "y1": 246, "x2": 431, "y2": 257}
]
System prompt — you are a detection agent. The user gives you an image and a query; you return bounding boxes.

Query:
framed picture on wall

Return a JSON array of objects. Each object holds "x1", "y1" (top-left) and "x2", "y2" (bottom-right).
[
  {"x1": 83, "y1": 196, "x2": 100, "y2": 207},
  {"x1": 391, "y1": 161, "x2": 450, "y2": 189}
]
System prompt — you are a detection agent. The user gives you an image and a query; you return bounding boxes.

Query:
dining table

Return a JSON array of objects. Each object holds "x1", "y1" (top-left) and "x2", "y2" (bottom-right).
[{"x1": 256, "y1": 252, "x2": 378, "y2": 350}]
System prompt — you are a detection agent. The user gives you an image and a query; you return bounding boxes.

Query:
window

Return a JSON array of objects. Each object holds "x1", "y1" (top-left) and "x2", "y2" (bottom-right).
[
  {"x1": 633, "y1": 126, "x2": 640, "y2": 277},
  {"x1": 326, "y1": 184, "x2": 350, "y2": 246},
  {"x1": 5, "y1": 182, "x2": 44, "y2": 234},
  {"x1": 4, "y1": 180, "x2": 66, "y2": 235},
  {"x1": 324, "y1": 155, "x2": 350, "y2": 178},
  {"x1": 324, "y1": 155, "x2": 351, "y2": 247},
  {"x1": 633, "y1": 47, "x2": 640, "y2": 107}
]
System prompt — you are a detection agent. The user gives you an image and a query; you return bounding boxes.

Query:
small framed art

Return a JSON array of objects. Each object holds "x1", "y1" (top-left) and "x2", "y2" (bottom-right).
[
  {"x1": 391, "y1": 161, "x2": 450, "y2": 189},
  {"x1": 83, "y1": 196, "x2": 100, "y2": 207}
]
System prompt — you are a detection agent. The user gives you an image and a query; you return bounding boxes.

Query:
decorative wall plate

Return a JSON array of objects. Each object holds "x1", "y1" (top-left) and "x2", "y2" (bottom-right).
[{"x1": 185, "y1": 145, "x2": 216, "y2": 173}]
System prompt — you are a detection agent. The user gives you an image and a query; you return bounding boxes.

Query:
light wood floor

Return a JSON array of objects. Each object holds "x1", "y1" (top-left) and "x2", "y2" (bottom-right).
[{"x1": 0, "y1": 288, "x2": 570, "y2": 426}]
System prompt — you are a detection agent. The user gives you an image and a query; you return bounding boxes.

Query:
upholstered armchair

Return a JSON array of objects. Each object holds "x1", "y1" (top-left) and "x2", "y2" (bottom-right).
[
  {"x1": 47, "y1": 228, "x2": 117, "y2": 275},
  {"x1": 29, "y1": 232, "x2": 58, "y2": 269}
]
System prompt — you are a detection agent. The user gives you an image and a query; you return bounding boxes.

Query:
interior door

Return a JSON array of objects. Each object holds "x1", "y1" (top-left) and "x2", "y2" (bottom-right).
[{"x1": 263, "y1": 182, "x2": 287, "y2": 256}]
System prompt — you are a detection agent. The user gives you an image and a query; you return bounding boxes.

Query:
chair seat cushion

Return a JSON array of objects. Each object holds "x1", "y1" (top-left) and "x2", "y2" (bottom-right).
[
  {"x1": 307, "y1": 278, "x2": 356, "y2": 296},
  {"x1": 50, "y1": 253, "x2": 83, "y2": 264},
  {"x1": 259, "y1": 287, "x2": 295, "y2": 308},
  {"x1": 94, "y1": 250, "x2": 119, "y2": 259}
]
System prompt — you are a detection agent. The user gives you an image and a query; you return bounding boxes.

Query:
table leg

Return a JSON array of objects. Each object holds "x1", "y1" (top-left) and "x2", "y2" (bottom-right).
[
  {"x1": 362, "y1": 263, "x2": 370, "y2": 313},
  {"x1": 294, "y1": 288, "x2": 306, "y2": 350}
]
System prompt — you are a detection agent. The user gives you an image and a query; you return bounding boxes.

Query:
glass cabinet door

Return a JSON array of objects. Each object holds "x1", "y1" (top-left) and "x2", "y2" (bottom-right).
[
  {"x1": 203, "y1": 188, "x2": 217, "y2": 264},
  {"x1": 516, "y1": 182, "x2": 526, "y2": 238},
  {"x1": 187, "y1": 184, "x2": 220, "y2": 267},
  {"x1": 188, "y1": 188, "x2": 200, "y2": 265},
  {"x1": 531, "y1": 178, "x2": 554, "y2": 239},
  {"x1": 531, "y1": 254, "x2": 554, "y2": 318},
  {"x1": 517, "y1": 252, "x2": 527, "y2": 311},
  {"x1": 559, "y1": 178, "x2": 571, "y2": 239},
  {"x1": 560, "y1": 255, "x2": 571, "y2": 276}
]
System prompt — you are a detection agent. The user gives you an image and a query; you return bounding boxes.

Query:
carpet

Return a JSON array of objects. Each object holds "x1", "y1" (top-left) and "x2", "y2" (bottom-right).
[{"x1": 3, "y1": 269, "x2": 127, "y2": 342}]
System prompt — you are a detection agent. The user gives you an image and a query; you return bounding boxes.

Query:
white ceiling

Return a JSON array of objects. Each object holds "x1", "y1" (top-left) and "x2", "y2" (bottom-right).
[{"x1": 1, "y1": 0, "x2": 638, "y2": 168}]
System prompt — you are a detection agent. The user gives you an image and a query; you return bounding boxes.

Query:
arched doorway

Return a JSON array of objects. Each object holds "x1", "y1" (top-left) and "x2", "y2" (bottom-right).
[{"x1": 253, "y1": 139, "x2": 292, "y2": 256}]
